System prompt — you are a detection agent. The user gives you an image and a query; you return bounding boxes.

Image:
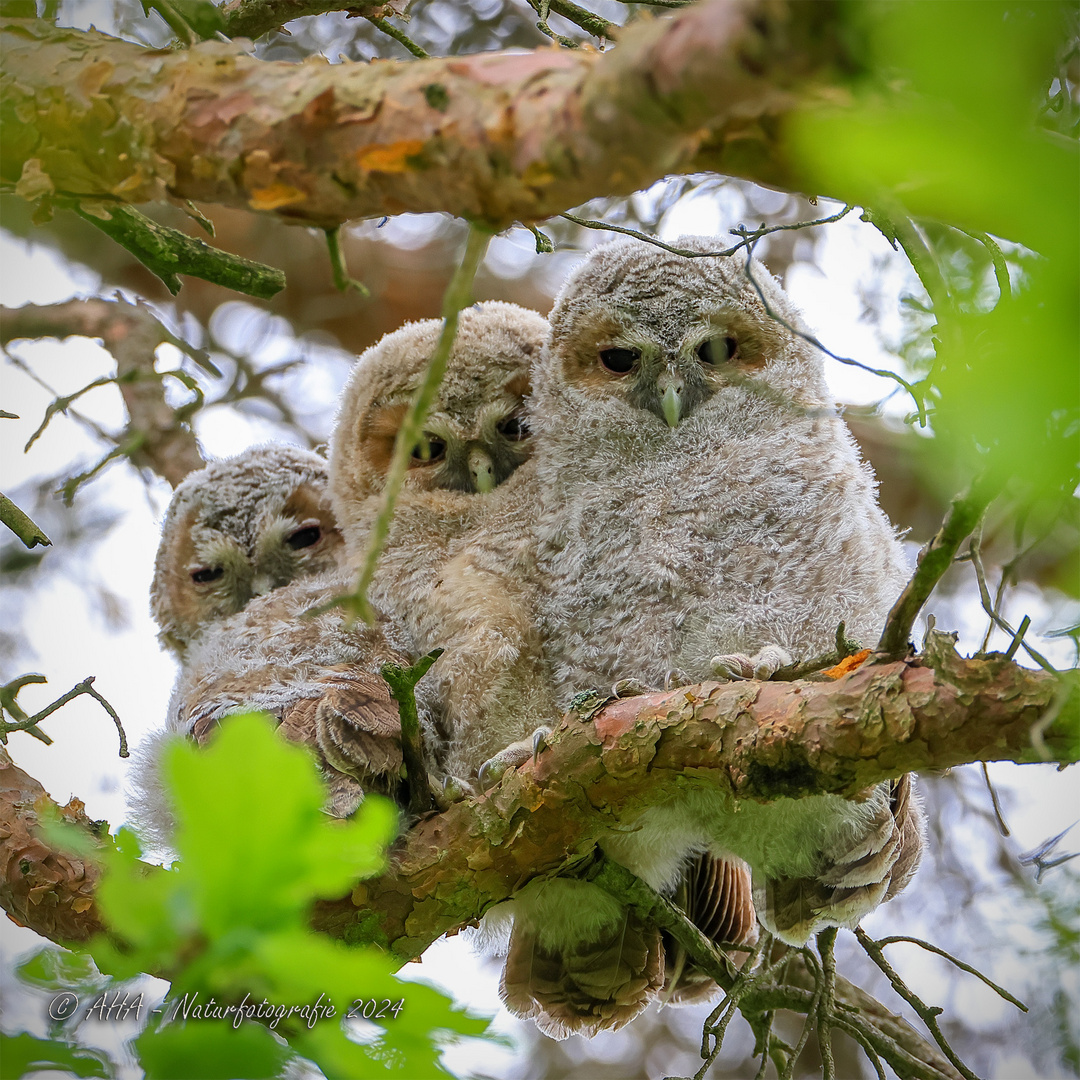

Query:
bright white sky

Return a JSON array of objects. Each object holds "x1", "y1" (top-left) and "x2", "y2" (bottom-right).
[{"x1": 1, "y1": 201, "x2": 1077, "y2": 1079}]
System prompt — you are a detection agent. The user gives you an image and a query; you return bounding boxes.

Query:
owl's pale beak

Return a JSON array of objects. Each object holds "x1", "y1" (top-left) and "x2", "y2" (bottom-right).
[
  {"x1": 468, "y1": 447, "x2": 496, "y2": 493},
  {"x1": 250, "y1": 573, "x2": 274, "y2": 597},
  {"x1": 658, "y1": 368, "x2": 684, "y2": 428}
]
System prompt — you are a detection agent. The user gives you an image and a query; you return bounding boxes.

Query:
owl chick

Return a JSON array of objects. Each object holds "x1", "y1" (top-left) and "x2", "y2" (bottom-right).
[
  {"x1": 423, "y1": 238, "x2": 924, "y2": 1036},
  {"x1": 328, "y1": 301, "x2": 552, "y2": 762},
  {"x1": 150, "y1": 444, "x2": 344, "y2": 657},
  {"x1": 130, "y1": 304, "x2": 548, "y2": 846},
  {"x1": 127, "y1": 570, "x2": 416, "y2": 852}
]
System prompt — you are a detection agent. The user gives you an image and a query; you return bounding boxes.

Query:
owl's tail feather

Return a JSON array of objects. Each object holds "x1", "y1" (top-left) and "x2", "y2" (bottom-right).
[
  {"x1": 501, "y1": 907, "x2": 664, "y2": 1039},
  {"x1": 756, "y1": 774, "x2": 925, "y2": 945},
  {"x1": 662, "y1": 853, "x2": 757, "y2": 1006}
]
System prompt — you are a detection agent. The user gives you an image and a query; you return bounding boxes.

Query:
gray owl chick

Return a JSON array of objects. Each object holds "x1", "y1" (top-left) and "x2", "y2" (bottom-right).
[
  {"x1": 149, "y1": 444, "x2": 344, "y2": 658},
  {"x1": 424, "y1": 238, "x2": 923, "y2": 1036}
]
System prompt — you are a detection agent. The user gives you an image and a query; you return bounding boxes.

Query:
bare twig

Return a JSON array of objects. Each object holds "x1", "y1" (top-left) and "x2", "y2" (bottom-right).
[
  {"x1": 0, "y1": 675, "x2": 127, "y2": 757},
  {"x1": 324, "y1": 225, "x2": 371, "y2": 295},
  {"x1": 855, "y1": 928, "x2": 979, "y2": 1080},
  {"x1": 365, "y1": 14, "x2": 429, "y2": 59},
  {"x1": 816, "y1": 928, "x2": 838, "y2": 1080},
  {"x1": 979, "y1": 762, "x2": 1011, "y2": 837},
  {"x1": 876, "y1": 472, "x2": 1002, "y2": 659},
  {"x1": 741, "y1": 250, "x2": 927, "y2": 423},
  {"x1": 1, "y1": 298, "x2": 206, "y2": 487},
  {"x1": 872, "y1": 936, "x2": 1027, "y2": 1011}
]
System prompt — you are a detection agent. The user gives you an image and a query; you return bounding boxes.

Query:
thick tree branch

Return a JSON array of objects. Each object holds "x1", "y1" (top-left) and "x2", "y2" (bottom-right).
[
  {"x1": 1, "y1": 299, "x2": 205, "y2": 487},
  {"x1": 4, "y1": 641, "x2": 1071, "y2": 953},
  {"x1": 320, "y1": 637, "x2": 1075, "y2": 958},
  {"x1": 0, "y1": 2, "x2": 846, "y2": 230},
  {"x1": 0, "y1": 746, "x2": 108, "y2": 942}
]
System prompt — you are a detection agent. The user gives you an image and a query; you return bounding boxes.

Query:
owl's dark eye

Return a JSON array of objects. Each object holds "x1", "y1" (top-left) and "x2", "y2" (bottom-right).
[
  {"x1": 598, "y1": 347, "x2": 640, "y2": 374},
  {"x1": 497, "y1": 412, "x2": 530, "y2": 441},
  {"x1": 697, "y1": 337, "x2": 738, "y2": 365},
  {"x1": 411, "y1": 435, "x2": 447, "y2": 463},
  {"x1": 286, "y1": 525, "x2": 322, "y2": 550},
  {"x1": 190, "y1": 566, "x2": 224, "y2": 584}
]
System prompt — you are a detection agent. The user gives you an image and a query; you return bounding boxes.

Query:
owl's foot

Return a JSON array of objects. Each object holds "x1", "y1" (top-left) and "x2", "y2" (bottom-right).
[
  {"x1": 711, "y1": 644, "x2": 792, "y2": 682},
  {"x1": 478, "y1": 726, "x2": 553, "y2": 791},
  {"x1": 432, "y1": 773, "x2": 477, "y2": 810},
  {"x1": 664, "y1": 668, "x2": 692, "y2": 691},
  {"x1": 755, "y1": 776, "x2": 925, "y2": 945},
  {"x1": 612, "y1": 678, "x2": 655, "y2": 698}
]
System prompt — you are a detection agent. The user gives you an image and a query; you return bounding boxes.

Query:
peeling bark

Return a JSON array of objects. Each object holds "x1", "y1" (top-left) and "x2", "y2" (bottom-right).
[
  {"x1": 0, "y1": 746, "x2": 107, "y2": 943},
  {"x1": 318, "y1": 640, "x2": 1074, "y2": 958},
  {"x1": 0, "y1": 1, "x2": 847, "y2": 230}
]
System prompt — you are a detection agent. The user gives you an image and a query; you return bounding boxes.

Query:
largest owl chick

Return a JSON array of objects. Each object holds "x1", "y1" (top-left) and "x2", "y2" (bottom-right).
[
  {"x1": 428, "y1": 238, "x2": 923, "y2": 1036},
  {"x1": 150, "y1": 444, "x2": 344, "y2": 657}
]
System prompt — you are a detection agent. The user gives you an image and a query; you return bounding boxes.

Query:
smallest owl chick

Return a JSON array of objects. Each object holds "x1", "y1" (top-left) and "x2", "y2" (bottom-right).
[{"x1": 150, "y1": 444, "x2": 344, "y2": 657}]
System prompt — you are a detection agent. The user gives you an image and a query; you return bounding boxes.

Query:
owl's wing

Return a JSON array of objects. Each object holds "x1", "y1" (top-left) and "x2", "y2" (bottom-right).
[
  {"x1": 181, "y1": 663, "x2": 403, "y2": 819},
  {"x1": 662, "y1": 852, "x2": 757, "y2": 1005},
  {"x1": 755, "y1": 774, "x2": 925, "y2": 945},
  {"x1": 279, "y1": 665, "x2": 404, "y2": 816},
  {"x1": 501, "y1": 898, "x2": 664, "y2": 1040}
]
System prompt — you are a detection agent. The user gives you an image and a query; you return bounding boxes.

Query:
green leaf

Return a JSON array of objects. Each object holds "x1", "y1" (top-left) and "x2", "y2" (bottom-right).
[
  {"x1": 164, "y1": 713, "x2": 398, "y2": 938},
  {"x1": 135, "y1": 1021, "x2": 289, "y2": 1080},
  {"x1": 16, "y1": 947, "x2": 107, "y2": 994},
  {"x1": 0, "y1": 1032, "x2": 111, "y2": 1080}
]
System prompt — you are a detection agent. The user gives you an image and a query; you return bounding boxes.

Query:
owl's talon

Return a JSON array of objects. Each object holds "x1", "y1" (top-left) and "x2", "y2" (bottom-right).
[
  {"x1": 532, "y1": 725, "x2": 553, "y2": 761},
  {"x1": 710, "y1": 654, "x2": 752, "y2": 681},
  {"x1": 664, "y1": 668, "x2": 692, "y2": 691},
  {"x1": 612, "y1": 678, "x2": 653, "y2": 698},
  {"x1": 711, "y1": 645, "x2": 792, "y2": 682},
  {"x1": 432, "y1": 774, "x2": 475, "y2": 809},
  {"x1": 478, "y1": 726, "x2": 552, "y2": 790}
]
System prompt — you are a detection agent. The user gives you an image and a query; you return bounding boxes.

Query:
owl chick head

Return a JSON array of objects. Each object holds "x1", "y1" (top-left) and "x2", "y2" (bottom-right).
[
  {"x1": 536, "y1": 236, "x2": 829, "y2": 440},
  {"x1": 150, "y1": 444, "x2": 344, "y2": 656},
  {"x1": 329, "y1": 300, "x2": 547, "y2": 537}
]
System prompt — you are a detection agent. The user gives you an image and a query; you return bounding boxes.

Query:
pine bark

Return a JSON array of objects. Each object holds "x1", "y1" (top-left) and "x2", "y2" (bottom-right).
[{"x1": 1, "y1": 1, "x2": 847, "y2": 229}]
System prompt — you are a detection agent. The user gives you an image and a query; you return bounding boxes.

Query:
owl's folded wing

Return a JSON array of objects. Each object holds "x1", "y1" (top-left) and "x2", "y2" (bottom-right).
[{"x1": 279, "y1": 665, "x2": 403, "y2": 816}]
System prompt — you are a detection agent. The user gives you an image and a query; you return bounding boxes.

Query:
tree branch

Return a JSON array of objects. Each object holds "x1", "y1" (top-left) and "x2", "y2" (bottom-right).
[
  {"x1": 1, "y1": 2, "x2": 847, "y2": 229},
  {"x1": 1, "y1": 298, "x2": 205, "y2": 487},
  {"x1": 323, "y1": 638, "x2": 1074, "y2": 959}
]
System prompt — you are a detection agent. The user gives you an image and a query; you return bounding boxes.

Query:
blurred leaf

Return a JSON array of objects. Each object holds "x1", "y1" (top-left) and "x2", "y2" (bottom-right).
[
  {"x1": 0, "y1": 1031, "x2": 111, "y2": 1079},
  {"x1": 135, "y1": 1020, "x2": 289, "y2": 1080},
  {"x1": 789, "y1": 0, "x2": 1079, "y2": 494},
  {"x1": 16, "y1": 946, "x2": 108, "y2": 994}
]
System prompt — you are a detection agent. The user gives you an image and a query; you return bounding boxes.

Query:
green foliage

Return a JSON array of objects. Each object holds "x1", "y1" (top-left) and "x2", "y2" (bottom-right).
[
  {"x1": 791, "y1": 0, "x2": 1079, "y2": 496},
  {"x1": 0, "y1": 1032, "x2": 111, "y2": 1080},
  {"x1": 36, "y1": 714, "x2": 490, "y2": 1078}
]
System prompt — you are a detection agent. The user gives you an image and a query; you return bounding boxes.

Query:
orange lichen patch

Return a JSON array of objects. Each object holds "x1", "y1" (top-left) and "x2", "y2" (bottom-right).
[
  {"x1": 249, "y1": 183, "x2": 306, "y2": 210},
  {"x1": 355, "y1": 139, "x2": 426, "y2": 173},
  {"x1": 823, "y1": 649, "x2": 872, "y2": 680}
]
